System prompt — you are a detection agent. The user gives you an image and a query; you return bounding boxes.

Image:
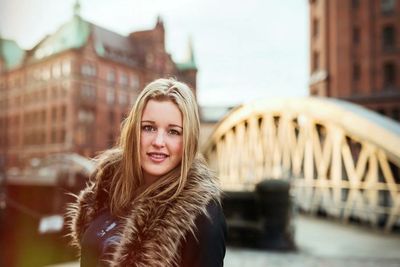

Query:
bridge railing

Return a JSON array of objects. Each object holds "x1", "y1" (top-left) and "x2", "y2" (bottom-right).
[{"x1": 202, "y1": 97, "x2": 400, "y2": 231}]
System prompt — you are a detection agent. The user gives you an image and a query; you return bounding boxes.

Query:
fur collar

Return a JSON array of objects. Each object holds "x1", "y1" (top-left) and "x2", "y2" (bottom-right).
[{"x1": 66, "y1": 158, "x2": 220, "y2": 266}]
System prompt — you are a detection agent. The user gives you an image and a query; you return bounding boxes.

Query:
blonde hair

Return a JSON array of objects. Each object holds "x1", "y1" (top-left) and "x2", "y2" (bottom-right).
[{"x1": 100, "y1": 78, "x2": 200, "y2": 215}]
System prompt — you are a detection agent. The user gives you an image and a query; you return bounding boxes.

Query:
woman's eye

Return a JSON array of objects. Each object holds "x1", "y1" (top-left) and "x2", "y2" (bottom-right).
[
  {"x1": 142, "y1": 125, "x2": 155, "y2": 132},
  {"x1": 168, "y1": 129, "x2": 181, "y2": 136}
]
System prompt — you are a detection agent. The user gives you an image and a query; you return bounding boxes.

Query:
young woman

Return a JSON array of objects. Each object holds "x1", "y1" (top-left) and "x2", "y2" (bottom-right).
[{"x1": 67, "y1": 78, "x2": 226, "y2": 267}]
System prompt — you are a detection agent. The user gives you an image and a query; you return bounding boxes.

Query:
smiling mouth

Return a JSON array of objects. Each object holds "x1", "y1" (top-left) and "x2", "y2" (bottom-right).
[{"x1": 147, "y1": 152, "x2": 169, "y2": 162}]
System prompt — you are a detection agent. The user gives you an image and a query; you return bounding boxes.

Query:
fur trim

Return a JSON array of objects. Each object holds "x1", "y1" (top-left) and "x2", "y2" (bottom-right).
[
  {"x1": 65, "y1": 181, "x2": 97, "y2": 250},
  {"x1": 66, "y1": 157, "x2": 220, "y2": 266}
]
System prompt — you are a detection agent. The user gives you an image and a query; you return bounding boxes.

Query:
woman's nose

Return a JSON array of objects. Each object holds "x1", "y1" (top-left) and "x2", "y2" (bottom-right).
[{"x1": 152, "y1": 131, "x2": 165, "y2": 147}]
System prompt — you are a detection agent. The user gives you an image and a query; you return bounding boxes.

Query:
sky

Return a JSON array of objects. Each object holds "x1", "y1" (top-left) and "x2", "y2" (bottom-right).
[{"x1": 0, "y1": 0, "x2": 310, "y2": 107}]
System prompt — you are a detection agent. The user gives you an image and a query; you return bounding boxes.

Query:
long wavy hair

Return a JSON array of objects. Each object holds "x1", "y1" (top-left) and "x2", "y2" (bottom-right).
[{"x1": 95, "y1": 78, "x2": 200, "y2": 216}]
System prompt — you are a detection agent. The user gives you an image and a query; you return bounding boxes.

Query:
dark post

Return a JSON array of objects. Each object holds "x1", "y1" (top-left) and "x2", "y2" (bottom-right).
[{"x1": 255, "y1": 179, "x2": 296, "y2": 250}]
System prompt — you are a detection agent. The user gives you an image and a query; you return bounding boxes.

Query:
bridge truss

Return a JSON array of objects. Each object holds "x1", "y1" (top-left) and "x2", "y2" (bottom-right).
[{"x1": 202, "y1": 98, "x2": 400, "y2": 231}]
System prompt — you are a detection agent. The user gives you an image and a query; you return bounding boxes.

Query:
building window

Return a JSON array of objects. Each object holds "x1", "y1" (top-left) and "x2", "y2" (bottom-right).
[
  {"x1": 107, "y1": 69, "x2": 115, "y2": 84},
  {"x1": 383, "y1": 62, "x2": 396, "y2": 88},
  {"x1": 106, "y1": 88, "x2": 115, "y2": 105},
  {"x1": 312, "y1": 51, "x2": 319, "y2": 72},
  {"x1": 40, "y1": 132, "x2": 46, "y2": 144},
  {"x1": 81, "y1": 63, "x2": 97, "y2": 77},
  {"x1": 41, "y1": 110, "x2": 46, "y2": 124},
  {"x1": 78, "y1": 109, "x2": 95, "y2": 124},
  {"x1": 51, "y1": 129, "x2": 57, "y2": 144},
  {"x1": 119, "y1": 92, "x2": 128, "y2": 106},
  {"x1": 60, "y1": 82, "x2": 68, "y2": 97},
  {"x1": 353, "y1": 63, "x2": 361, "y2": 81},
  {"x1": 312, "y1": 18, "x2": 319, "y2": 38},
  {"x1": 76, "y1": 126, "x2": 88, "y2": 146},
  {"x1": 119, "y1": 73, "x2": 128, "y2": 86},
  {"x1": 353, "y1": 27, "x2": 360, "y2": 44},
  {"x1": 32, "y1": 112, "x2": 38, "y2": 125},
  {"x1": 14, "y1": 115, "x2": 20, "y2": 127},
  {"x1": 23, "y1": 113, "x2": 29, "y2": 126},
  {"x1": 60, "y1": 129, "x2": 66, "y2": 143},
  {"x1": 382, "y1": 25, "x2": 396, "y2": 49},
  {"x1": 381, "y1": 0, "x2": 396, "y2": 13},
  {"x1": 33, "y1": 69, "x2": 41, "y2": 80},
  {"x1": 130, "y1": 74, "x2": 140, "y2": 90},
  {"x1": 42, "y1": 68, "x2": 51, "y2": 80},
  {"x1": 61, "y1": 106, "x2": 67, "y2": 121},
  {"x1": 62, "y1": 60, "x2": 71, "y2": 76},
  {"x1": 81, "y1": 85, "x2": 96, "y2": 99},
  {"x1": 52, "y1": 63, "x2": 61, "y2": 78},
  {"x1": 52, "y1": 107, "x2": 57, "y2": 122}
]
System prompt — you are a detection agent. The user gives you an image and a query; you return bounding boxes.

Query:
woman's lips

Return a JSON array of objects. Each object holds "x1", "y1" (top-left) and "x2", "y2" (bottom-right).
[{"x1": 147, "y1": 152, "x2": 169, "y2": 163}]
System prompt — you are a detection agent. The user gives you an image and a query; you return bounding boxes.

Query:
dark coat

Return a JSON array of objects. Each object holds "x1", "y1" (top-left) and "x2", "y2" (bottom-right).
[
  {"x1": 181, "y1": 199, "x2": 226, "y2": 267},
  {"x1": 67, "y1": 158, "x2": 226, "y2": 267}
]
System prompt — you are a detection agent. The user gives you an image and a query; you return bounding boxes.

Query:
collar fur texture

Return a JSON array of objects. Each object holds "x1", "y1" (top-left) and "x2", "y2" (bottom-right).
[{"x1": 66, "y1": 156, "x2": 220, "y2": 267}]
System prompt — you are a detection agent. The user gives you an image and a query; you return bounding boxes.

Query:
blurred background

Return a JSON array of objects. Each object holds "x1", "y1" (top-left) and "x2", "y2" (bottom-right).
[{"x1": 0, "y1": 0, "x2": 400, "y2": 266}]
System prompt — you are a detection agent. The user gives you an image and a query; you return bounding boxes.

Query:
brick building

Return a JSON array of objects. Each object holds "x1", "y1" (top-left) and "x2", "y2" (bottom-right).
[
  {"x1": 0, "y1": 3, "x2": 197, "y2": 170},
  {"x1": 309, "y1": 0, "x2": 400, "y2": 121}
]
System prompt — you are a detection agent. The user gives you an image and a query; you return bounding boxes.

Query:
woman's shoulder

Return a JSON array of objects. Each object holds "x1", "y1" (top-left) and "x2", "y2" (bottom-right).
[
  {"x1": 197, "y1": 199, "x2": 226, "y2": 235},
  {"x1": 180, "y1": 199, "x2": 227, "y2": 267}
]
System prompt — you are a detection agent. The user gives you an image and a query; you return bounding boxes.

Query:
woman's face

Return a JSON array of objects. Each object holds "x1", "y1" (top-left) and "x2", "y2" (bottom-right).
[{"x1": 140, "y1": 99, "x2": 184, "y2": 184}]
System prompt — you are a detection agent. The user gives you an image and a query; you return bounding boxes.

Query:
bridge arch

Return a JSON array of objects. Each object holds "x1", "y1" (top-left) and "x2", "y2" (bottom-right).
[{"x1": 202, "y1": 97, "x2": 400, "y2": 231}]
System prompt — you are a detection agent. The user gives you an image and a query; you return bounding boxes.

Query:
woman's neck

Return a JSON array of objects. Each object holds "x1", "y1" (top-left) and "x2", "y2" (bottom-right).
[{"x1": 143, "y1": 173, "x2": 159, "y2": 188}]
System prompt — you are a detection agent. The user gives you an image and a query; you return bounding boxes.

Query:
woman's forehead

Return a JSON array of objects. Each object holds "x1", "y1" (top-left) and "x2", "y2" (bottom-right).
[{"x1": 142, "y1": 99, "x2": 182, "y2": 124}]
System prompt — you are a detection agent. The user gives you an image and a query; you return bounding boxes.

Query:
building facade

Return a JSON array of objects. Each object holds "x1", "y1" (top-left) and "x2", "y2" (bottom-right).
[
  {"x1": 309, "y1": 0, "x2": 400, "y2": 121},
  {"x1": 0, "y1": 4, "x2": 197, "y2": 170}
]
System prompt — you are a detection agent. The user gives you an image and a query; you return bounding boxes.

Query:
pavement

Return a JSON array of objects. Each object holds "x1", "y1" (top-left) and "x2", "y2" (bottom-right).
[
  {"x1": 46, "y1": 214, "x2": 400, "y2": 267},
  {"x1": 225, "y1": 214, "x2": 400, "y2": 267}
]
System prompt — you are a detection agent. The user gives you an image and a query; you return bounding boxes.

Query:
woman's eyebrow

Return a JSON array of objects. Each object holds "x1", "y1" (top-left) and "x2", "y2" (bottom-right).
[
  {"x1": 169, "y1": 124, "x2": 183, "y2": 129},
  {"x1": 141, "y1": 120, "x2": 182, "y2": 129}
]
